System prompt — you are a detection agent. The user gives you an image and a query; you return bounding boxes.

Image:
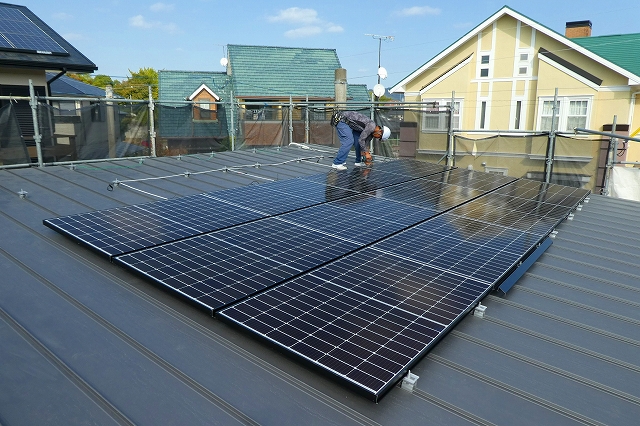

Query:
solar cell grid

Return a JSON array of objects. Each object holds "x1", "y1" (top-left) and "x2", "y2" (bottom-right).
[
  {"x1": 301, "y1": 167, "x2": 413, "y2": 190},
  {"x1": 368, "y1": 179, "x2": 486, "y2": 211},
  {"x1": 365, "y1": 159, "x2": 451, "y2": 178},
  {"x1": 422, "y1": 168, "x2": 516, "y2": 191},
  {"x1": 0, "y1": 6, "x2": 68, "y2": 54},
  {"x1": 44, "y1": 193, "x2": 267, "y2": 258},
  {"x1": 219, "y1": 248, "x2": 490, "y2": 400},
  {"x1": 114, "y1": 218, "x2": 361, "y2": 312}
]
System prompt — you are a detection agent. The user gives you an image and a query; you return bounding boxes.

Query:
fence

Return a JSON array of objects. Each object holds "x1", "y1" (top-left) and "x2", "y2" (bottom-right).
[{"x1": 2, "y1": 80, "x2": 638, "y2": 199}]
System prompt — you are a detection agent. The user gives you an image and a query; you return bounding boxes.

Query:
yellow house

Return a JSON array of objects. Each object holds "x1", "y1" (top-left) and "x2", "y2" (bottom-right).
[{"x1": 390, "y1": 6, "x2": 640, "y2": 190}]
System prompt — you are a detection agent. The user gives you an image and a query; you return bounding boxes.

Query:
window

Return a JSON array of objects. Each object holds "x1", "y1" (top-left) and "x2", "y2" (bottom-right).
[
  {"x1": 188, "y1": 85, "x2": 220, "y2": 121},
  {"x1": 422, "y1": 99, "x2": 462, "y2": 131},
  {"x1": 479, "y1": 54, "x2": 490, "y2": 78},
  {"x1": 540, "y1": 100, "x2": 559, "y2": 131},
  {"x1": 514, "y1": 101, "x2": 522, "y2": 130},
  {"x1": 520, "y1": 53, "x2": 528, "y2": 61},
  {"x1": 537, "y1": 97, "x2": 591, "y2": 132},
  {"x1": 518, "y1": 67, "x2": 528, "y2": 75},
  {"x1": 194, "y1": 97, "x2": 217, "y2": 121},
  {"x1": 480, "y1": 101, "x2": 487, "y2": 129},
  {"x1": 567, "y1": 100, "x2": 588, "y2": 130},
  {"x1": 54, "y1": 100, "x2": 78, "y2": 116}
]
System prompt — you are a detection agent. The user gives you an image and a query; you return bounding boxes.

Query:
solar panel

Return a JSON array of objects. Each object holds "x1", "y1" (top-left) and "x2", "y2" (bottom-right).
[
  {"x1": 44, "y1": 193, "x2": 267, "y2": 258},
  {"x1": 219, "y1": 248, "x2": 490, "y2": 401},
  {"x1": 0, "y1": 6, "x2": 68, "y2": 55},
  {"x1": 114, "y1": 218, "x2": 362, "y2": 312},
  {"x1": 44, "y1": 179, "x2": 360, "y2": 259}
]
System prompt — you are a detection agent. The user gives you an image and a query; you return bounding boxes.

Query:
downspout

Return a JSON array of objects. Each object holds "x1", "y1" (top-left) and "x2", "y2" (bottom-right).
[{"x1": 46, "y1": 68, "x2": 67, "y2": 96}]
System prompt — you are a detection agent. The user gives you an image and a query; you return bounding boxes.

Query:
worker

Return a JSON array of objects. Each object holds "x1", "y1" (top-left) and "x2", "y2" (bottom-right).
[{"x1": 330, "y1": 110, "x2": 390, "y2": 170}]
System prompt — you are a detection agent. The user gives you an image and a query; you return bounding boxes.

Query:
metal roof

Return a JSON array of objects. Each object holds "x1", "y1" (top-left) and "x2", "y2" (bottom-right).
[
  {"x1": 226, "y1": 44, "x2": 369, "y2": 101},
  {"x1": 46, "y1": 72, "x2": 106, "y2": 97},
  {"x1": 1, "y1": 145, "x2": 639, "y2": 425},
  {"x1": 0, "y1": 2, "x2": 97, "y2": 73},
  {"x1": 572, "y1": 33, "x2": 640, "y2": 77}
]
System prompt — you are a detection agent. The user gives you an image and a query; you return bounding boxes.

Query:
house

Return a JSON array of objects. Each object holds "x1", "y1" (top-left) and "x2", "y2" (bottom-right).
[
  {"x1": 158, "y1": 44, "x2": 370, "y2": 152},
  {"x1": 0, "y1": 2, "x2": 97, "y2": 164},
  {"x1": 390, "y1": 6, "x2": 640, "y2": 189},
  {"x1": 1, "y1": 145, "x2": 639, "y2": 424}
]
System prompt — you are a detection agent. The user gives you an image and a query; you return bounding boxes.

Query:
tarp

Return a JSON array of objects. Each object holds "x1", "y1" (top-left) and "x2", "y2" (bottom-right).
[{"x1": 610, "y1": 167, "x2": 640, "y2": 201}]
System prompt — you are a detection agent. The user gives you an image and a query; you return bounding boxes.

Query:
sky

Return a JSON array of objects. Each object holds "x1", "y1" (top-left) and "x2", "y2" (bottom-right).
[{"x1": 23, "y1": 0, "x2": 640, "y2": 90}]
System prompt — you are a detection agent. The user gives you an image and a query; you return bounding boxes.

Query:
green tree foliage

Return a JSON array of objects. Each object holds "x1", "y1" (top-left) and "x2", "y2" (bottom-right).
[
  {"x1": 113, "y1": 68, "x2": 158, "y2": 100},
  {"x1": 67, "y1": 68, "x2": 158, "y2": 100},
  {"x1": 68, "y1": 73, "x2": 115, "y2": 88}
]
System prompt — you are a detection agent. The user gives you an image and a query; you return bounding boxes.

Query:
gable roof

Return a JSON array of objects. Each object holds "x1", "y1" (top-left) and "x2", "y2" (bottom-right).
[
  {"x1": 227, "y1": 44, "x2": 366, "y2": 100},
  {"x1": 0, "y1": 3, "x2": 96, "y2": 73},
  {"x1": 390, "y1": 6, "x2": 640, "y2": 93},
  {"x1": 158, "y1": 70, "x2": 231, "y2": 102},
  {"x1": 188, "y1": 83, "x2": 220, "y2": 101}
]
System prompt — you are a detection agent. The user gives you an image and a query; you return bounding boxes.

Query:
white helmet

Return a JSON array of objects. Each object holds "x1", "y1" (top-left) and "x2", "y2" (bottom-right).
[{"x1": 381, "y1": 126, "x2": 391, "y2": 140}]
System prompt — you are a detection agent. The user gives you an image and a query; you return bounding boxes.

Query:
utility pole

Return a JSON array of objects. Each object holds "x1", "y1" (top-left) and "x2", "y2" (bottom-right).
[{"x1": 365, "y1": 34, "x2": 394, "y2": 100}]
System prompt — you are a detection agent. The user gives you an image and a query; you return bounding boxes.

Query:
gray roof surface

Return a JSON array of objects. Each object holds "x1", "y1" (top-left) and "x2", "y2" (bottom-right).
[
  {"x1": 46, "y1": 72, "x2": 107, "y2": 97},
  {"x1": 1, "y1": 145, "x2": 639, "y2": 425}
]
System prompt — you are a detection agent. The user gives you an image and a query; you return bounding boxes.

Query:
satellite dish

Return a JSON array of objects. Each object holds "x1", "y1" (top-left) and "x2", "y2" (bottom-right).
[
  {"x1": 377, "y1": 67, "x2": 388, "y2": 79},
  {"x1": 220, "y1": 57, "x2": 228, "y2": 67},
  {"x1": 373, "y1": 84, "x2": 385, "y2": 97}
]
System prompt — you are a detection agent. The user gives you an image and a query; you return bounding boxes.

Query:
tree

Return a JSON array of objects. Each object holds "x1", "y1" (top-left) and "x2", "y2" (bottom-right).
[
  {"x1": 113, "y1": 68, "x2": 158, "y2": 100},
  {"x1": 67, "y1": 73, "x2": 116, "y2": 89}
]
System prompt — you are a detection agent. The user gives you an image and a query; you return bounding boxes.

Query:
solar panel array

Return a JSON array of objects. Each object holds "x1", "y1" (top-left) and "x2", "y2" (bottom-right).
[
  {"x1": 219, "y1": 179, "x2": 589, "y2": 400},
  {"x1": 0, "y1": 6, "x2": 68, "y2": 55},
  {"x1": 44, "y1": 158, "x2": 589, "y2": 401}
]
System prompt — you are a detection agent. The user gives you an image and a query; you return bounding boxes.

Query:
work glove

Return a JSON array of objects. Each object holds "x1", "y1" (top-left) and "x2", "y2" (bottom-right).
[{"x1": 363, "y1": 151, "x2": 373, "y2": 165}]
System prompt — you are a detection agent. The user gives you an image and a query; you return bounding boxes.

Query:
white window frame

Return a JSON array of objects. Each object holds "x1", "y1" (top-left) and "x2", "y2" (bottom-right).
[
  {"x1": 514, "y1": 49, "x2": 533, "y2": 77},
  {"x1": 536, "y1": 96, "x2": 593, "y2": 132},
  {"x1": 421, "y1": 98, "x2": 463, "y2": 132},
  {"x1": 477, "y1": 52, "x2": 491, "y2": 79}
]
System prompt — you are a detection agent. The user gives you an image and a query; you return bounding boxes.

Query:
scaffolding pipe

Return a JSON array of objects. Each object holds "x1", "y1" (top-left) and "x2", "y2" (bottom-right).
[
  {"x1": 28, "y1": 79, "x2": 43, "y2": 167},
  {"x1": 148, "y1": 85, "x2": 156, "y2": 157},
  {"x1": 544, "y1": 88, "x2": 559, "y2": 183},
  {"x1": 288, "y1": 95, "x2": 293, "y2": 145}
]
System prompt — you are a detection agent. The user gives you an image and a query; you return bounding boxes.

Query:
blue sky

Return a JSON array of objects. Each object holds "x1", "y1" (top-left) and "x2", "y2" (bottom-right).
[{"x1": 25, "y1": 1, "x2": 640, "y2": 89}]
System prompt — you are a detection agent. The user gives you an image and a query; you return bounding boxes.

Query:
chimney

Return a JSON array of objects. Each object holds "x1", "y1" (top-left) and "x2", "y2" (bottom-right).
[
  {"x1": 565, "y1": 20, "x2": 592, "y2": 38},
  {"x1": 334, "y1": 68, "x2": 347, "y2": 106}
]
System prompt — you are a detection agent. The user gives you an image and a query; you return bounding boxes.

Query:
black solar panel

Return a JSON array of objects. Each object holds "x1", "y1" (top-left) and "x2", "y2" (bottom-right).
[
  {"x1": 0, "y1": 6, "x2": 68, "y2": 55},
  {"x1": 43, "y1": 193, "x2": 268, "y2": 258},
  {"x1": 114, "y1": 218, "x2": 362, "y2": 312},
  {"x1": 43, "y1": 179, "x2": 360, "y2": 259},
  {"x1": 219, "y1": 248, "x2": 490, "y2": 401}
]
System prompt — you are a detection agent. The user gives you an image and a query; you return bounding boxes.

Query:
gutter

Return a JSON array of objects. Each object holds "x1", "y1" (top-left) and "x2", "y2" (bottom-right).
[{"x1": 46, "y1": 68, "x2": 67, "y2": 96}]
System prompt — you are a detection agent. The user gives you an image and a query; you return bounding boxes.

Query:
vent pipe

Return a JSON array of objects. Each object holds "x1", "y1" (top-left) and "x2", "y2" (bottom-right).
[{"x1": 334, "y1": 68, "x2": 347, "y2": 107}]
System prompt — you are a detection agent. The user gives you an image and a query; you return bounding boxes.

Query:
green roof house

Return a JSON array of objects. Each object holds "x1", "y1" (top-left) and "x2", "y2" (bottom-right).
[{"x1": 158, "y1": 44, "x2": 369, "y2": 152}]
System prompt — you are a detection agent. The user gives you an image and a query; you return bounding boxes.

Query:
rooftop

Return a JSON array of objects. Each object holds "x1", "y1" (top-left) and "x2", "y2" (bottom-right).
[{"x1": 1, "y1": 146, "x2": 639, "y2": 424}]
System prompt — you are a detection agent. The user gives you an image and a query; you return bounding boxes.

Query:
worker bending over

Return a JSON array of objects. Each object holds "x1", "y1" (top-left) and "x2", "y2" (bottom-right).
[{"x1": 330, "y1": 110, "x2": 390, "y2": 170}]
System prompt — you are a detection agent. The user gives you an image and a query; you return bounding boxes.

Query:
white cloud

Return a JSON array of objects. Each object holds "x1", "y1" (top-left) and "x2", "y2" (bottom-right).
[
  {"x1": 62, "y1": 32, "x2": 84, "y2": 41},
  {"x1": 129, "y1": 15, "x2": 178, "y2": 33},
  {"x1": 268, "y1": 7, "x2": 319, "y2": 25},
  {"x1": 268, "y1": 7, "x2": 343, "y2": 38},
  {"x1": 285, "y1": 26, "x2": 323, "y2": 38},
  {"x1": 150, "y1": 2, "x2": 174, "y2": 12},
  {"x1": 395, "y1": 6, "x2": 441, "y2": 17},
  {"x1": 53, "y1": 12, "x2": 73, "y2": 20}
]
